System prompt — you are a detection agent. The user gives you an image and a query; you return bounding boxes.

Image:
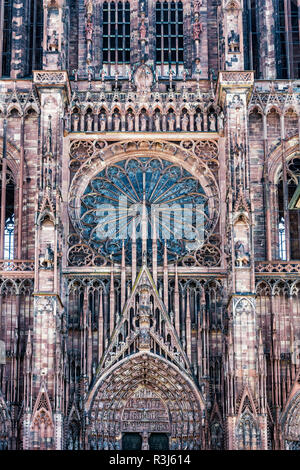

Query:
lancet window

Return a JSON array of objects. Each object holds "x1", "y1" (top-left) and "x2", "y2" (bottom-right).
[
  {"x1": 102, "y1": 1, "x2": 131, "y2": 64},
  {"x1": 155, "y1": 1, "x2": 184, "y2": 71}
]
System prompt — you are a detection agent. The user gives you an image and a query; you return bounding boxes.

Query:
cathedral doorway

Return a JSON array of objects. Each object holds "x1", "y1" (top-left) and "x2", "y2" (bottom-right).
[
  {"x1": 148, "y1": 433, "x2": 169, "y2": 450},
  {"x1": 120, "y1": 388, "x2": 170, "y2": 450},
  {"x1": 122, "y1": 433, "x2": 142, "y2": 450},
  {"x1": 85, "y1": 352, "x2": 204, "y2": 450}
]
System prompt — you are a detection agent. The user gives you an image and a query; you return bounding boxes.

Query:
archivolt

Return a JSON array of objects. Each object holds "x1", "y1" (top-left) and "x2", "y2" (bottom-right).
[
  {"x1": 282, "y1": 391, "x2": 300, "y2": 442},
  {"x1": 85, "y1": 351, "x2": 205, "y2": 449}
]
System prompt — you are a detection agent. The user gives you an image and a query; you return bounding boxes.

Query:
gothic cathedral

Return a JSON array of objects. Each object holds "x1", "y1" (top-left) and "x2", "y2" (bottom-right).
[{"x1": 0, "y1": 0, "x2": 299, "y2": 451}]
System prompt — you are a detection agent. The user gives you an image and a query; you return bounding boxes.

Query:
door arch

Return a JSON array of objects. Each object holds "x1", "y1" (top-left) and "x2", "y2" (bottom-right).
[{"x1": 85, "y1": 352, "x2": 205, "y2": 450}]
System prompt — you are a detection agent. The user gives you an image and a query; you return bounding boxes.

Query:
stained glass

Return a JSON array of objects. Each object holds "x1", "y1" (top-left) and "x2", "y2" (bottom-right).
[{"x1": 79, "y1": 157, "x2": 209, "y2": 265}]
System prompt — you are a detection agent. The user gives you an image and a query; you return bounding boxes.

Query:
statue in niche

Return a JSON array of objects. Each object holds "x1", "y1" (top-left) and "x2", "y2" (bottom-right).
[
  {"x1": 85, "y1": 0, "x2": 93, "y2": 19},
  {"x1": 228, "y1": 30, "x2": 240, "y2": 53},
  {"x1": 181, "y1": 113, "x2": 189, "y2": 131},
  {"x1": 113, "y1": 113, "x2": 121, "y2": 131},
  {"x1": 39, "y1": 244, "x2": 54, "y2": 269},
  {"x1": 48, "y1": 31, "x2": 58, "y2": 52},
  {"x1": 73, "y1": 113, "x2": 80, "y2": 131},
  {"x1": 85, "y1": 21, "x2": 93, "y2": 41},
  {"x1": 140, "y1": 17, "x2": 147, "y2": 42},
  {"x1": 86, "y1": 114, "x2": 93, "y2": 131},
  {"x1": 168, "y1": 112, "x2": 176, "y2": 131},
  {"x1": 234, "y1": 240, "x2": 250, "y2": 267},
  {"x1": 193, "y1": 14, "x2": 203, "y2": 41},
  {"x1": 99, "y1": 113, "x2": 106, "y2": 131},
  {"x1": 140, "y1": 113, "x2": 147, "y2": 131},
  {"x1": 195, "y1": 113, "x2": 202, "y2": 131},
  {"x1": 127, "y1": 113, "x2": 134, "y2": 131},
  {"x1": 209, "y1": 113, "x2": 216, "y2": 132},
  {"x1": 154, "y1": 113, "x2": 161, "y2": 131},
  {"x1": 134, "y1": 64, "x2": 153, "y2": 93},
  {"x1": 218, "y1": 111, "x2": 224, "y2": 132}
]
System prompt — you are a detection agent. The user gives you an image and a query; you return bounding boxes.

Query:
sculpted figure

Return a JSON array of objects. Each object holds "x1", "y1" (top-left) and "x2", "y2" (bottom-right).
[
  {"x1": 228, "y1": 30, "x2": 240, "y2": 52},
  {"x1": 140, "y1": 18, "x2": 146, "y2": 41},
  {"x1": 99, "y1": 113, "x2": 106, "y2": 131},
  {"x1": 127, "y1": 113, "x2": 134, "y2": 131},
  {"x1": 209, "y1": 113, "x2": 216, "y2": 132},
  {"x1": 154, "y1": 113, "x2": 161, "y2": 131},
  {"x1": 218, "y1": 111, "x2": 224, "y2": 131},
  {"x1": 85, "y1": 21, "x2": 93, "y2": 41},
  {"x1": 48, "y1": 31, "x2": 58, "y2": 52},
  {"x1": 181, "y1": 113, "x2": 189, "y2": 131},
  {"x1": 85, "y1": 0, "x2": 93, "y2": 18},
  {"x1": 113, "y1": 113, "x2": 121, "y2": 131},
  {"x1": 195, "y1": 113, "x2": 202, "y2": 131},
  {"x1": 73, "y1": 113, "x2": 80, "y2": 132},
  {"x1": 86, "y1": 113, "x2": 93, "y2": 131},
  {"x1": 140, "y1": 113, "x2": 147, "y2": 131},
  {"x1": 193, "y1": 17, "x2": 203, "y2": 41},
  {"x1": 235, "y1": 240, "x2": 250, "y2": 267},
  {"x1": 168, "y1": 112, "x2": 176, "y2": 131},
  {"x1": 39, "y1": 244, "x2": 54, "y2": 269}
]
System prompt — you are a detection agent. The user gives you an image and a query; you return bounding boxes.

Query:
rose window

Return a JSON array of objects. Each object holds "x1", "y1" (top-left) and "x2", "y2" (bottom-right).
[{"x1": 76, "y1": 157, "x2": 218, "y2": 265}]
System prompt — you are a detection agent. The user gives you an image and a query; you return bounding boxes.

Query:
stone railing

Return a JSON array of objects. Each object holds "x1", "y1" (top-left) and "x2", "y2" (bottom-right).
[
  {"x1": 218, "y1": 71, "x2": 255, "y2": 84},
  {"x1": 255, "y1": 261, "x2": 300, "y2": 275},
  {"x1": 33, "y1": 70, "x2": 71, "y2": 101},
  {"x1": 0, "y1": 260, "x2": 35, "y2": 272}
]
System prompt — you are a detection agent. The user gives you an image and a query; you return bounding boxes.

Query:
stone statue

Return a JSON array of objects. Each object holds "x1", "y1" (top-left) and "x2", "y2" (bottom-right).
[
  {"x1": 228, "y1": 30, "x2": 240, "y2": 53},
  {"x1": 140, "y1": 113, "x2": 147, "y2": 132},
  {"x1": 209, "y1": 113, "x2": 216, "y2": 132},
  {"x1": 218, "y1": 111, "x2": 224, "y2": 132},
  {"x1": 193, "y1": 16, "x2": 203, "y2": 41},
  {"x1": 85, "y1": 21, "x2": 93, "y2": 41},
  {"x1": 195, "y1": 113, "x2": 202, "y2": 131},
  {"x1": 86, "y1": 113, "x2": 93, "y2": 131},
  {"x1": 48, "y1": 31, "x2": 58, "y2": 52},
  {"x1": 85, "y1": 0, "x2": 93, "y2": 19},
  {"x1": 127, "y1": 113, "x2": 134, "y2": 131},
  {"x1": 113, "y1": 113, "x2": 121, "y2": 131},
  {"x1": 99, "y1": 113, "x2": 106, "y2": 131},
  {"x1": 140, "y1": 18, "x2": 146, "y2": 41},
  {"x1": 39, "y1": 244, "x2": 54, "y2": 269},
  {"x1": 72, "y1": 113, "x2": 80, "y2": 132},
  {"x1": 181, "y1": 114, "x2": 189, "y2": 131},
  {"x1": 235, "y1": 241, "x2": 250, "y2": 267},
  {"x1": 154, "y1": 113, "x2": 161, "y2": 131},
  {"x1": 168, "y1": 112, "x2": 176, "y2": 131},
  {"x1": 134, "y1": 64, "x2": 153, "y2": 92}
]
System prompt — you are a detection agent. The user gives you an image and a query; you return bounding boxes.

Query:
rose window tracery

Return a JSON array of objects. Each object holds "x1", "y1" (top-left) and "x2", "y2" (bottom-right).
[{"x1": 75, "y1": 157, "x2": 217, "y2": 265}]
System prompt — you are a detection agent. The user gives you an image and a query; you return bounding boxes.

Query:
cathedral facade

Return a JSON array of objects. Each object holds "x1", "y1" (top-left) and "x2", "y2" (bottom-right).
[{"x1": 0, "y1": 0, "x2": 299, "y2": 451}]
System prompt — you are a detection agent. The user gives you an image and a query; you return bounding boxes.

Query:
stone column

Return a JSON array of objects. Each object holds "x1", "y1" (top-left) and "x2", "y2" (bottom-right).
[
  {"x1": 218, "y1": 70, "x2": 268, "y2": 450},
  {"x1": 23, "y1": 71, "x2": 70, "y2": 450}
]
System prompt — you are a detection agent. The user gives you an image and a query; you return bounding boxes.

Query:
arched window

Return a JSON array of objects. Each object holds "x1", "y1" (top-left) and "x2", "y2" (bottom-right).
[
  {"x1": 0, "y1": 163, "x2": 15, "y2": 260},
  {"x1": 277, "y1": 156, "x2": 300, "y2": 260},
  {"x1": 102, "y1": 1, "x2": 130, "y2": 65},
  {"x1": 274, "y1": 0, "x2": 300, "y2": 79},
  {"x1": 155, "y1": 1, "x2": 183, "y2": 75},
  {"x1": 27, "y1": 0, "x2": 44, "y2": 75},
  {"x1": 1, "y1": 0, "x2": 13, "y2": 77}
]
